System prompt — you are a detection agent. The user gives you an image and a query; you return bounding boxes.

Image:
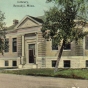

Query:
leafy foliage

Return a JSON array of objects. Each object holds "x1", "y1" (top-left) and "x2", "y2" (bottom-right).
[
  {"x1": 42, "y1": 0, "x2": 88, "y2": 46},
  {"x1": 0, "y1": 11, "x2": 6, "y2": 55},
  {"x1": 41, "y1": 0, "x2": 88, "y2": 72}
]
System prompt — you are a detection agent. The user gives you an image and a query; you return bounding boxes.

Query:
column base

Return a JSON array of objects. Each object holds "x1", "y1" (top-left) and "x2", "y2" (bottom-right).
[{"x1": 18, "y1": 64, "x2": 23, "y2": 69}]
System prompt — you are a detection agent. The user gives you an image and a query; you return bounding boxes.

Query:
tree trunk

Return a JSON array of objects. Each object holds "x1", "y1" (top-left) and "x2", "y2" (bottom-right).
[{"x1": 54, "y1": 40, "x2": 65, "y2": 73}]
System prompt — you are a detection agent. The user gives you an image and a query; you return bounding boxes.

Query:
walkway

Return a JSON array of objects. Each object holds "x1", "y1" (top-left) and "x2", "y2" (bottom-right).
[{"x1": 0, "y1": 74, "x2": 88, "y2": 88}]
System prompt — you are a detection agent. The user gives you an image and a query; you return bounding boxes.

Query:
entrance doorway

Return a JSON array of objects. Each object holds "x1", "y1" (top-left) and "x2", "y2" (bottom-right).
[{"x1": 28, "y1": 44, "x2": 35, "y2": 63}]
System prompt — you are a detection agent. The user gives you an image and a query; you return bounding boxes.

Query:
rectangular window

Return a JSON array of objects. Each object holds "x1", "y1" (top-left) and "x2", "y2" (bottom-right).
[
  {"x1": 85, "y1": 36, "x2": 88, "y2": 49},
  {"x1": 86, "y1": 60, "x2": 88, "y2": 67},
  {"x1": 12, "y1": 61, "x2": 17, "y2": 66},
  {"x1": 12, "y1": 38, "x2": 17, "y2": 52},
  {"x1": 64, "y1": 60, "x2": 70, "y2": 68},
  {"x1": 52, "y1": 60, "x2": 56, "y2": 67},
  {"x1": 5, "y1": 61, "x2": 9, "y2": 66},
  {"x1": 52, "y1": 39, "x2": 58, "y2": 50},
  {"x1": 64, "y1": 43, "x2": 71, "y2": 50},
  {"x1": 5, "y1": 38, "x2": 9, "y2": 52}
]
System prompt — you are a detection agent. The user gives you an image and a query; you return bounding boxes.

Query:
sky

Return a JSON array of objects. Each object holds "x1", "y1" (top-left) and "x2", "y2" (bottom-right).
[
  {"x1": 0, "y1": 0, "x2": 88, "y2": 27},
  {"x1": 0, "y1": 0, "x2": 53, "y2": 27}
]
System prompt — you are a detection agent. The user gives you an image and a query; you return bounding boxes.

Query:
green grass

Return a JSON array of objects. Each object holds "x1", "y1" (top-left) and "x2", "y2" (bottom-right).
[{"x1": 1, "y1": 68, "x2": 88, "y2": 79}]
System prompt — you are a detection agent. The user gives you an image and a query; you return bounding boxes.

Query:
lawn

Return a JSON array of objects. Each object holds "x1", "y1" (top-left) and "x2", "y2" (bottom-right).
[{"x1": 1, "y1": 68, "x2": 88, "y2": 79}]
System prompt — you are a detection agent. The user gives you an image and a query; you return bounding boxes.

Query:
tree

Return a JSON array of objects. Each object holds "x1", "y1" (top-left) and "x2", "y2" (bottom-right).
[
  {"x1": 0, "y1": 11, "x2": 6, "y2": 55},
  {"x1": 41, "y1": 0, "x2": 88, "y2": 72}
]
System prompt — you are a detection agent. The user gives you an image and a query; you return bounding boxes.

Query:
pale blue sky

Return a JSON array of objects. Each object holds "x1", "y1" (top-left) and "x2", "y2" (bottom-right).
[
  {"x1": 0, "y1": 0, "x2": 53, "y2": 27},
  {"x1": 0, "y1": 0, "x2": 88, "y2": 27}
]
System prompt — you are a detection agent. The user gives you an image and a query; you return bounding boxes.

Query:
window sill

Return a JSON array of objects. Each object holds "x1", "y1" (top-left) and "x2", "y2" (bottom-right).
[
  {"x1": 63, "y1": 50, "x2": 71, "y2": 51},
  {"x1": 4, "y1": 52, "x2": 9, "y2": 53},
  {"x1": 52, "y1": 50, "x2": 58, "y2": 51},
  {"x1": 12, "y1": 52, "x2": 16, "y2": 53},
  {"x1": 51, "y1": 49, "x2": 71, "y2": 51}
]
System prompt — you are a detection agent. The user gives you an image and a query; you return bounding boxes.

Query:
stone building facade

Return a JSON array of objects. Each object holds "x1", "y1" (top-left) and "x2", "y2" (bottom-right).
[{"x1": 0, "y1": 15, "x2": 88, "y2": 69}]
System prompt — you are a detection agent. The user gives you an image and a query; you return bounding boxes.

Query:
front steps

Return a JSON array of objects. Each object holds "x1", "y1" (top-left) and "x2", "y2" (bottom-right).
[{"x1": 18, "y1": 64, "x2": 38, "y2": 69}]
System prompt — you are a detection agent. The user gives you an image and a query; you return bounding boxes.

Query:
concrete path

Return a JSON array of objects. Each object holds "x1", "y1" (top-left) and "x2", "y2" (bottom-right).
[{"x1": 0, "y1": 74, "x2": 88, "y2": 88}]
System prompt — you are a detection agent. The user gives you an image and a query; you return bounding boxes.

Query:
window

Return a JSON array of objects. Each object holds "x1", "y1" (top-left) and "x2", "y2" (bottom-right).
[
  {"x1": 64, "y1": 60, "x2": 70, "y2": 68},
  {"x1": 52, "y1": 39, "x2": 58, "y2": 50},
  {"x1": 12, "y1": 38, "x2": 17, "y2": 52},
  {"x1": 12, "y1": 61, "x2": 17, "y2": 66},
  {"x1": 5, "y1": 38, "x2": 9, "y2": 52},
  {"x1": 5, "y1": 61, "x2": 9, "y2": 66},
  {"x1": 86, "y1": 60, "x2": 88, "y2": 67},
  {"x1": 52, "y1": 60, "x2": 56, "y2": 67},
  {"x1": 85, "y1": 36, "x2": 88, "y2": 49},
  {"x1": 64, "y1": 43, "x2": 71, "y2": 50}
]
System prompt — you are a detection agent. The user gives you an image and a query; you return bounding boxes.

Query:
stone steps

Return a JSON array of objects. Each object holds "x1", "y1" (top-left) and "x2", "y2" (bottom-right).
[{"x1": 23, "y1": 64, "x2": 37, "y2": 69}]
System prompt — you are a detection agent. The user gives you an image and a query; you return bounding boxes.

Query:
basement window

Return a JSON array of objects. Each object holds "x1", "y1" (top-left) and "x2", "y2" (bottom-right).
[
  {"x1": 64, "y1": 60, "x2": 70, "y2": 68},
  {"x1": 86, "y1": 60, "x2": 88, "y2": 67},
  {"x1": 52, "y1": 60, "x2": 56, "y2": 67},
  {"x1": 5, "y1": 61, "x2": 9, "y2": 66},
  {"x1": 12, "y1": 61, "x2": 17, "y2": 66}
]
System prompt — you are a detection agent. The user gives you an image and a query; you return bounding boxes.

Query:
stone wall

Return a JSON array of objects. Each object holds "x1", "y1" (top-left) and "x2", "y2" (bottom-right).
[{"x1": 38, "y1": 32, "x2": 46, "y2": 57}]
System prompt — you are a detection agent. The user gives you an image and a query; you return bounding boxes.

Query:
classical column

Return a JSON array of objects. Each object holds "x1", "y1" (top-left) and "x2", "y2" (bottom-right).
[
  {"x1": 21, "y1": 35, "x2": 25, "y2": 64},
  {"x1": 22, "y1": 35, "x2": 25, "y2": 57},
  {"x1": 83, "y1": 37, "x2": 85, "y2": 56},
  {"x1": 33, "y1": 32, "x2": 38, "y2": 64},
  {"x1": 36, "y1": 32, "x2": 38, "y2": 57}
]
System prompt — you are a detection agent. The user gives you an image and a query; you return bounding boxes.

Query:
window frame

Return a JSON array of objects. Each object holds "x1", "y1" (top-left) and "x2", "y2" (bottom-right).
[
  {"x1": 64, "y1": 60, "x2": 70, "y2": 68},
  {"x1": 85, "y1": 36, "x2": 88, "y2": 50},
  {"x1": 12, "y1": 61, "x2": 17, "y2": 66},
  {"x1": 12, "y1": 38, "x2": 17, "y2": 52},
  {"x1": 5, "y1": 60, "x2": 9, "y2": 66},
  {"x1": 52, "y1": 60, "x2": 56, "y2": 67},
  {"x1": 4, "y1": 38, "x2": 9, "y2": 52},
  {"x1": 86, "y1": 60, "x2": 88, "y2": 67},
  {"x1": 52, "y1": 39, "x2": 58, "y2": 50},
  {"x1": 63, "y1": 43, "x2": 71, "y2": 51}
]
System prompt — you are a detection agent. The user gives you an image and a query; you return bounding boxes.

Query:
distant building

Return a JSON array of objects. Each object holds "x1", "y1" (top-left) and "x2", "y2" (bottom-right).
[{"x1": 0, "y1": 15, "x2": 88, "y2": 69}]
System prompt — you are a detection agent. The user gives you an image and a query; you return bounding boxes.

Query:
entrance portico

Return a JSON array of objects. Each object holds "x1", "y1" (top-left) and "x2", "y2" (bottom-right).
[{"x1": 21, "y1": 32, "x2": 38, "y2": 68}]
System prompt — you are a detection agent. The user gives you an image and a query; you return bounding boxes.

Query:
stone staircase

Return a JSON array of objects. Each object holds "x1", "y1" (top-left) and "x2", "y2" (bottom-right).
[{"x1": 22, "y1": 64, "x2": 38, "y2": 69}]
